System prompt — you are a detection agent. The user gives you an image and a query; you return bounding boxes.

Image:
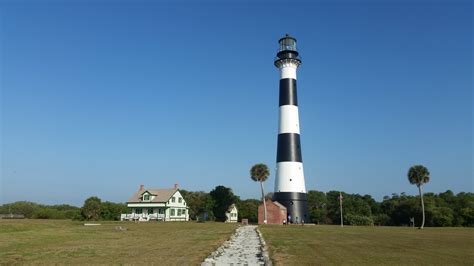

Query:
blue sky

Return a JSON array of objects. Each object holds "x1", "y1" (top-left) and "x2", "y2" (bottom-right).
[{"x1": 1, "y1": 0, "x2": 472, "y2": 206}]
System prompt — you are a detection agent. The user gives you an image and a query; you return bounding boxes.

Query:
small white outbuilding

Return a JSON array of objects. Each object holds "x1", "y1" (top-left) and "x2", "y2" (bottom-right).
[{"x1": 225, "y1": 204, "x2": 238, "y2": 223}]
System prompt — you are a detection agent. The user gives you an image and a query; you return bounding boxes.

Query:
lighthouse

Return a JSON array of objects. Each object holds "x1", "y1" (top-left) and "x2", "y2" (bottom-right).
[{"x1": 273, "y1": 34, "x2": 310, "y2": 223}]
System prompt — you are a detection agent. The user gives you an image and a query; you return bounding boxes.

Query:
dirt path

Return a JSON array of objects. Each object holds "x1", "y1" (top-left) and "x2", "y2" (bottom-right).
[{"x1": 201, "y1": 225, "x2": 268, "y2": 265}]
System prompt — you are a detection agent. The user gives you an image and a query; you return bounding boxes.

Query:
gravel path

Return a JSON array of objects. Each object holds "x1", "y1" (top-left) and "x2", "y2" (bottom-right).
[{"x1": 202, "y1": 225, "x2": 268, "y2": 265}]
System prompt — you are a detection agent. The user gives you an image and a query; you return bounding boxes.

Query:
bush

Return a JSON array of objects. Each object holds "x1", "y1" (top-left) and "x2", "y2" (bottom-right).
[
  {"x1": 373, "y1": 214, "x2": 391, "y2": 226},
  {"x1": 345, "y1": 214, "x2": 374, "y2": 226},
  {"x1": 33, "y1": 208, "x2": 66, "y2": 219},
  {"x1": 101, "y1": 201, "x2": 128, "y2": 221},
  {"x1": 236, "y1": 199, "x2": 260, "y2": 223},
  {"x1": 0, "y1": 201, "x2": 41, "y2": 218},
  {"x1": 431, "y1": 207, "x2": 454, "y2": 227},
  {"x1": 64, "y1": 209, "x2": 81, "y2": 219},
  {"x1": 81, "y1": 197, "x2": 102, "y2": 221}
]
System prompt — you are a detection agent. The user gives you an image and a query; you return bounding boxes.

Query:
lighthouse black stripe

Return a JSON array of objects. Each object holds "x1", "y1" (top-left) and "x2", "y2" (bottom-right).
[
  {"x1": 276, "y1": 133, "x2": 302, "y2": 162},
  {"x1": 279, "y1": 78, "x2": 298, "y2": 106}
]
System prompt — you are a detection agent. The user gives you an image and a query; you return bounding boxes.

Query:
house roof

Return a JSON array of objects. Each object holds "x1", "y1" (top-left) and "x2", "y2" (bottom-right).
[
  {"x1": 227, "y1": 203, "x2": 237, "y2": 212},
  {"x1": 272, "y1": 201, "x2": 287, "y2": 210},
  {"x1": 127, "y1": 187, "x2": 178, "y2": 203}
]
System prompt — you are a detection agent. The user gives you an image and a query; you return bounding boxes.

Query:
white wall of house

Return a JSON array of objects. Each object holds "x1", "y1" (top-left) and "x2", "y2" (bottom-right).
[
  {"x1": 226, "y1": 205, "x2": 238, "y2": 223},
  {"x1": 166, "y1": 190, "x2": 189, "y2": 221}
]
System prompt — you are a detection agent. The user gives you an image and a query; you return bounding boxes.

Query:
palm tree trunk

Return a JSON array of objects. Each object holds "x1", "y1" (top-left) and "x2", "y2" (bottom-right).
[
  {"x1": 260, "y1": 181, "x2": 267, "y2": 224},
  {"x1": 418, "y1": 185, "x2": 425, "y2": 229}
]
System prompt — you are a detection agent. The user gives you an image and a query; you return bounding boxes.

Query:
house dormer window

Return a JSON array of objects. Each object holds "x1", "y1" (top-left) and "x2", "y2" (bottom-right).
[{"x1": 143, "y1": 194, "x2": 150, "y2": 201}]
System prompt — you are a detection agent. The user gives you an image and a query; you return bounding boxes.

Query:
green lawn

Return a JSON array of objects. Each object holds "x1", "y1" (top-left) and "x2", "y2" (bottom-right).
[
  {"x1": 259, "y1": 225, "x2": 474, "y2": 265},
  {"x1": 3, "y1": 220, "x2": 473, "y2": 265},
  {"x1": 0, "y1": 219, "x2": 238, "y2": 264}
]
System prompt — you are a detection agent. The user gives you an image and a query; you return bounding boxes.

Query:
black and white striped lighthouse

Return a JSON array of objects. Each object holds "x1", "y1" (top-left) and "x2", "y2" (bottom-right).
[{"x1": 272, "y1": 34, "x2": 310, "y2": 223}]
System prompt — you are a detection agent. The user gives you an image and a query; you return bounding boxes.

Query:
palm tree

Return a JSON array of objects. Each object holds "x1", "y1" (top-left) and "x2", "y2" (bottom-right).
[
  {"x1": 407, "y1": 165, "x2": 430, "y2": 229},
  {"x1": 251, "y1": 163, "x2": 270, "y2": 224}
]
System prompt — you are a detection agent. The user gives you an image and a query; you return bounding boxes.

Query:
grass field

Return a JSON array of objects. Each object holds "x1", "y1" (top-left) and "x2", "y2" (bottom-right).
[
  {"x1": 0, "y1": 219, "x2": 238, "y2": 264},
  {"x1": 260, "y1": 224, "x2": 474, "y2": 265},
  {"x1": 2, "y1": 220, "x2": 473, "y2": 265}
]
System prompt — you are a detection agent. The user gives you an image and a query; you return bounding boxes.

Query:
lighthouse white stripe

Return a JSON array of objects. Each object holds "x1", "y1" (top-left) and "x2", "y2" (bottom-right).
[
  {"x1": 274, "y1": 162, "x2": 306, "y2": 193},
  {"x1": 278, "y1": 105, "x2": 300, "y2": 134},
  {"x1": 280, "y1": 66, "x2": 297, "y2": 79}
]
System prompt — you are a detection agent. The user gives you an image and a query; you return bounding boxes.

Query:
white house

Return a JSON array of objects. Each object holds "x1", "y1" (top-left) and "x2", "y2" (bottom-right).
[
  {"x1": 225, "y1": 204, "x2": 238, "y2": 223},
  {"x1": 121, "y1": 184, "x2": 189, "y2": 222}
]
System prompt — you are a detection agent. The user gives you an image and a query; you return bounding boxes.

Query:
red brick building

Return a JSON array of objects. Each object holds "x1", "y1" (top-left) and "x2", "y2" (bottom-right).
[{"x1": 258, "y1": 200, "x2": 287, "y2": 225}]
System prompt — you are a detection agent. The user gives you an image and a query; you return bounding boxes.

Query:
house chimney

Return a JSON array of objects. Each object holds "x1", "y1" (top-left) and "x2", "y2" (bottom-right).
[
  {"x1": 174, "y1": 183, "x2": 178, "y2": 189},
  {"x1": 139, "y1": 184, "x2": 144, "y2": 191}
]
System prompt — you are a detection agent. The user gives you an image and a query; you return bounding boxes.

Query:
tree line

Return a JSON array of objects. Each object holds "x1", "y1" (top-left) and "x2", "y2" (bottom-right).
[
  {"x1": 181, "y1": 187, "x2": 473, "y2": 227},
  {"x1": 1, "y1": 188, "x2": 472, "y2": 226},
  {"x1": 307, "y1": 190, "x2": 473, "y2": 227},
  {"x1": 0, "y1": 198, "x2": 128, "y2": 221}
]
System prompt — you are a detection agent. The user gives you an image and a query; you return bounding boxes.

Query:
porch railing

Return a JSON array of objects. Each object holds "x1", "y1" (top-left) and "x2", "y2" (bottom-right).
[{"x1": 120, "y1": 213, "x2": 165, "y2": 221}]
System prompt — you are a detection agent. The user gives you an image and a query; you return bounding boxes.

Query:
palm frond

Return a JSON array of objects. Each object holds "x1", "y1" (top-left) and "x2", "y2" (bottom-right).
[
  {"x1": 250, "y1": 163, "x2": 270, "y2": 182},
  {"x1": 407, "y1": 165, "x2": 430, "y2": 186}
]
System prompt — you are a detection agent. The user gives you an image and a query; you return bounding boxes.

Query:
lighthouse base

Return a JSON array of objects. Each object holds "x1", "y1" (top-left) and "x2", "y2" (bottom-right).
[{"x1": 273, "y1": 192, "x2": 310, "y2": 224}]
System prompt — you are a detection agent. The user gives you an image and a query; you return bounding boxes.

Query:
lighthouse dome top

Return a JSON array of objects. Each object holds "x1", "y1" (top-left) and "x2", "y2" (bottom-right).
[
  {"x1": 278, "y1": 34, "x2": 297, "y2": 52},
  {"x1": 275, "y1": 34, "x2": 301, "y2": 68}
]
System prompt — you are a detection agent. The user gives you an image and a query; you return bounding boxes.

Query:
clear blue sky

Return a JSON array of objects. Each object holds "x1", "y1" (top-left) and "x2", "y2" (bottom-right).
[{"x1": 1, "y1": 0, "x2": 472, "y2": 206}]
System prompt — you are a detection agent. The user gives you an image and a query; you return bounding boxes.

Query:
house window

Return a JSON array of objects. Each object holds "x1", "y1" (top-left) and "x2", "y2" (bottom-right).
[
  {"x1": 143, "y1": 194, "x2": 150, "y2": 201},
  {"x1": 182, "y1": 209, "x2": 186, "y2": 216},
  {"x1": 135, "y1": 208, "x2": 142, "y2": 214},
  {"x1": 177, "y1": 209, "x2": 181, "y2": 216},
  {"x1": 172, "y1": 197, "x2": 176, "y2": 203},
  {"x1": 148, "y1": 208, "x2": 154, "y2": 214},
  {"x1": 178, "y1": 197, "x2": 182, "y2": 203},
  {"x1": 158, "y1": 209, "x2": 164, "y2": 214},
  {"x1": 171, "y1": 209, "x2": 175, "y2": 216}
]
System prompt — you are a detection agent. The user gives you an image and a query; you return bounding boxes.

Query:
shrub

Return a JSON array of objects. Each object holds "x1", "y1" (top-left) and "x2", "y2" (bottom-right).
[
  {"x1": 33, "y1": 208, "x2": 66, "y2": 219},
  {"x1": 345, "y1": 214, "x2": 374, "y2": 226},
  {"x1": 373, "y1": 214, "x2": 391, "y2": 226}
]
